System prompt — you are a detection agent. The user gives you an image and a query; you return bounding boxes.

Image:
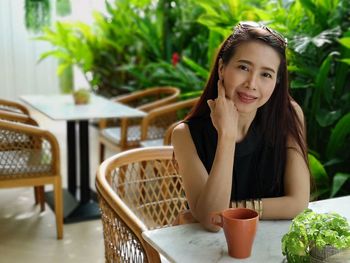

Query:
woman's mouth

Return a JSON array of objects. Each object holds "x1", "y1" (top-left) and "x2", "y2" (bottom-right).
[{"x1": 237, "y1": 92, "x2": 258, "y2": 104}]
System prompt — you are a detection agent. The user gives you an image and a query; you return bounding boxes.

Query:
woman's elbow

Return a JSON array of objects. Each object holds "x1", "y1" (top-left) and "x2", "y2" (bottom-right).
[
  {"x1": 288, "y1": 198, "x2": 309, "y2": 218},
  {"x1": 197, "y1": 214, "x2": 221, "y2": 232}
]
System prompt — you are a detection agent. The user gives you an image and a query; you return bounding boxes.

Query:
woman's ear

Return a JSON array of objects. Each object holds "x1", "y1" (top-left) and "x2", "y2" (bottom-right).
[{"x1": 218, "y1": 58, "x2": 224, "y2": 80}]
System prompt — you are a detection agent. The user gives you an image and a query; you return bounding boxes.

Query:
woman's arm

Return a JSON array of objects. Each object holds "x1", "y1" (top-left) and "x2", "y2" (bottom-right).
[
  {"x1": 172, "y1": 80, "x2": 238, "y2": 231},
  {"x1": 259, "y1": 102, "x2": 310, "y2": 219},
  {"x1": 172, "y1": 124, "x2": 235, "y2": 231}
]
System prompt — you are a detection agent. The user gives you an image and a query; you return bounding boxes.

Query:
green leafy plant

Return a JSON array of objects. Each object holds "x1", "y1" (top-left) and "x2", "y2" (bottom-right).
[
  {"x1": 271, "y1": 0, "x2": 350, "y2": 200},
  {"x1": 37, "y1": 0, "x2": 210, "y2": 97},
  {"x1": 25, "y1": 0, "x2": 51, "y2": 33},
  {"x1": 282, "y1": 209, "x2": 350, "y2": 262}
]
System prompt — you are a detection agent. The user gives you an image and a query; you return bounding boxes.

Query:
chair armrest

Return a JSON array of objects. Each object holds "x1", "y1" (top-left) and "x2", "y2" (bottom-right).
[
  {"x1": 0, "y1": 99, "x2": 30, "y2": 115},
  {"x1": 0, "y1": 110, "x2": 38, "y2": 126}
]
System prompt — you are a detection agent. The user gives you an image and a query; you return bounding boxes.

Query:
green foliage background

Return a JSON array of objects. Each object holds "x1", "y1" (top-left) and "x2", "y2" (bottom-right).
[{"x1": 37, "y1": 0, "x2": 350, "y2": 199}]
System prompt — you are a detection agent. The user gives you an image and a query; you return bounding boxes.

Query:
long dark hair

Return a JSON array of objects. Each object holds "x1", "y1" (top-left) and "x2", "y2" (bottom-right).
[{"x1": 185, "y1": 22, "x2": 309, "y2": 193}]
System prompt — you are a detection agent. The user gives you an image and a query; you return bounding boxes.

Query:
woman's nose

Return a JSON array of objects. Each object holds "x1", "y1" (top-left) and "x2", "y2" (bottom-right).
[{"x1": 245, "y1": 73, "x2": 257, "y2": 90}]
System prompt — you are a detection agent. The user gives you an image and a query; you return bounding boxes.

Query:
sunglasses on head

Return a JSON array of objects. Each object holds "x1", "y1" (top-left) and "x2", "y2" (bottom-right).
[{"x1": 236, "y1": 21, "x2": 288, "y2": 48}]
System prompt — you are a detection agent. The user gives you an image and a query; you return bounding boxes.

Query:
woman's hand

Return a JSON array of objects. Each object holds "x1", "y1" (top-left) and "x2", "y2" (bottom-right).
[{"x1": 207, "y1": 79, "x2": 238, "y2": 140}]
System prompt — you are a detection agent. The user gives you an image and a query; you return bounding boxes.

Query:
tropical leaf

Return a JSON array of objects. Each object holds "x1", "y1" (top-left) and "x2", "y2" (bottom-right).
[
  {"x1": 308, "y1": 154, "x2": 329, "y2": 190},
  {"x1": 311, "y1": 52, "x2": 338, "y2": 118},
  {"x1": 182, "y1": 56, "x2": 209, "y2": 79},
  {"x1": 338, "y1": 37, "x2": 350, "y2": 49},
  {"x1": 312, "y1": 26, "x2": 341, "y2": 47},
  {"x1": 327, "y1": 112, "x2": 350, "y2": 159},
  {"x1": 330, "y1": 173, "x2": 350, "y2": 197},
  {"x1": 339, "y1": 58, "x2": 350, "y2": 64},
  {"x1": 290, "y1": 27, "x2": 341, "y2": 54},
  {"x1": 316, "y1": 109, "x2": 342, "y2": 127}
]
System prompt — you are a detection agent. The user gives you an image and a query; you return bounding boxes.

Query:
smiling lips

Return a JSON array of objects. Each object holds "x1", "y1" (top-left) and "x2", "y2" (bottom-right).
[{"x1": 237, "y1": 92, "x2": 258, "y2": 104}]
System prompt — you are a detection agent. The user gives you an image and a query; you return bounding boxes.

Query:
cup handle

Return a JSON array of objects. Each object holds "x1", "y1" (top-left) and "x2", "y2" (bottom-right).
[{"x1": 210, "y1": 212, "x2": 223, "y2": 227}]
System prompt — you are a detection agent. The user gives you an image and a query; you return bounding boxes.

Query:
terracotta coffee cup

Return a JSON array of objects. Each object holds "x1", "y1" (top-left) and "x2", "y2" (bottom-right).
[{"x1": 211, "y1": 208, "x2": 259, "y2": 259}]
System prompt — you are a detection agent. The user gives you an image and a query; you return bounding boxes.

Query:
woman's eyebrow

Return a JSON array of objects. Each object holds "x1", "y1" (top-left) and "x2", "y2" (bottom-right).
[{"x1": 237, "y1": 59, "x2": 276, "y2": 74}]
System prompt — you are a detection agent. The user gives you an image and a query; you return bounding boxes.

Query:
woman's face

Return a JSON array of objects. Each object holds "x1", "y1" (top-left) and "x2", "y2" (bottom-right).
[{"x1": 218, "y1": 40, "x2": 281, "y2": 115}]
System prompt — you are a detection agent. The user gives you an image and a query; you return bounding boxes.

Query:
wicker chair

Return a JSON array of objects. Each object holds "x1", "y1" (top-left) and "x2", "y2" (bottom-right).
[
  {"x1": 139, "y1": 97, "x2": 198, "y2": 146},
  {"x1": 96, "y1": 146, "x2": 187, "y2": 263},
  {"x1": 98, "y1": 86, "x2": 180, "y2": 162},
  {"x1": 0, "y1": 98, "x2": 30, "y2": 115},
  {"x1": 0, "y1": 107, "x2": 46, "y2": 211},
  {"x1": 100, "y1": 97, "x2": 198, "y2": 159},
  {"x1": 0, "y1": 119, "x2": 63, "y2": 239}
]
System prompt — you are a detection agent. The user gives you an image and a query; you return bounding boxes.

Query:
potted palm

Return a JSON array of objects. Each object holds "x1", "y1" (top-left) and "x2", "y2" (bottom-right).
[{"x1": 282, "y1": 209, "x2": 350, "y2": 262}]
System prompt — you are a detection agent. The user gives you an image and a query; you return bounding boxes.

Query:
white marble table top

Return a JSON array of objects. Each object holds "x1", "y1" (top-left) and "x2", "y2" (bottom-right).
[
  {"x1": 20, "y1": 94, "x2": 146, "y2": 121},
  {"x1": 142, "y1": 196, "x2": 350, "y2": 263}
]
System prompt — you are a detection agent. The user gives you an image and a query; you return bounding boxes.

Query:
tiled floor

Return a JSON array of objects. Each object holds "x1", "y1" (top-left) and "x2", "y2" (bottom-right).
[{"x1": 0, "y1": 106, "x2": 118, "y2": 262}]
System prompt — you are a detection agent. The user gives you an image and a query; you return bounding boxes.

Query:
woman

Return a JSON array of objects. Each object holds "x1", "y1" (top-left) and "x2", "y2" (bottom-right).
[{"x1": 172, "y1": 21, "x2": 311, "y2": 231}]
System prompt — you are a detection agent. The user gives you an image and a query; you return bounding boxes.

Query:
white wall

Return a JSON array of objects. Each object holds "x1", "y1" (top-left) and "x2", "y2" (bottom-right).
[{"x1": 0, "y1": 0, "x2": 107, "y2": 101}]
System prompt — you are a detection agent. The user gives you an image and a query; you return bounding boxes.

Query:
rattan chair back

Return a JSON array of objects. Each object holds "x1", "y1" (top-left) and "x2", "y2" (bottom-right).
[
  {"x1": 96, "y1": 146, "x2": 187, "y2": 263},
  {"x1": 113, "y1": 86, "x2": 180, "y2": 112},
  {"x1": 141, "y1": 97, "x2": 199, "y2": 142},
  {"x1": 98, "y1": 87, "x2": 180, "y2": 161}
]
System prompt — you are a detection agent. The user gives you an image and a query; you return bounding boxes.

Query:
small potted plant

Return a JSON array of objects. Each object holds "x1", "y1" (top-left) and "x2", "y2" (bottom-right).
[
  {"x1": 73, "y1": 88, "x2": 91, "y2": 105},
  {"x1": 282, "y1": 209, "x2": 350, "y2": 262}
]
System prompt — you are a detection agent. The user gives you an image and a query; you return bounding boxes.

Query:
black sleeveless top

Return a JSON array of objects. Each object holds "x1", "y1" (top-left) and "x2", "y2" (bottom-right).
[{"x1": 186, "y1": 116, "x2": 284, "y2": 201}]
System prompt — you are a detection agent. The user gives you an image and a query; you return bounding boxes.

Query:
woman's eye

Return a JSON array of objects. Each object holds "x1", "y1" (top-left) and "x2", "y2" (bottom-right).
[
  {"x1": 238, "y1": 65, "x2": 249, "y2": 71},
  {"x1": 262, "y1": 72, "x2": 272, "y2": 78}
]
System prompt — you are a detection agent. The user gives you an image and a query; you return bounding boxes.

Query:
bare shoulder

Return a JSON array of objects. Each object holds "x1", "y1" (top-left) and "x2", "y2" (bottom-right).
[
  {"x1": 171, "y1": 121, "x2": 201, "y2": 173},
  {"x1": 172, "y1": 122, "x2": 190, "y2": 143},
  {"x1": 171, "y1": 122, "x2": 197, "y2": 157},
  {"x1": 291, "y1": 100, "x2": 304, "y2": 122}
]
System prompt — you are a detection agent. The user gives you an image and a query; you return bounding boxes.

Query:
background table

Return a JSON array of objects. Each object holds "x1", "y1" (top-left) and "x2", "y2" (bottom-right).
[
  {"x1": 21, "y1": 94, "x2": 146, "y2": 223},
  {"x1": 142, "y1": 196, "x2": 350, "y2": 263}
]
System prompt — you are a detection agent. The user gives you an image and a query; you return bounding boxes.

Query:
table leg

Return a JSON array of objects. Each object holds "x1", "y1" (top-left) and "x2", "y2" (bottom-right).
[
  {"x1": 79, "y1": 120, "x2": 90, "y2": 203},
  {"x1": 64, "y1": 120, "x2": 100, "y2": 222},
  {"x1": 45, "y1": 120, "x2": 100, "y2": 223},
  {"x1": 67, "y1": 121, "x2": 77, "y2": 196}
]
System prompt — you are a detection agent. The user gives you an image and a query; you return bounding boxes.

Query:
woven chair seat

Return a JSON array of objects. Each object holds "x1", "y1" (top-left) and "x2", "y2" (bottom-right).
[
  {"x1": 0, "y1": 166, "x2": 52, "y2": 177},
  {"x1": 0, "y1": 151, "x2": 52, "y2": 177},
  {"x1": 101, "y1": 126, "x2": 166, "y2": 147},
  {"x1": 0, "y1": 127, "x2": 54, "y2": 176}
]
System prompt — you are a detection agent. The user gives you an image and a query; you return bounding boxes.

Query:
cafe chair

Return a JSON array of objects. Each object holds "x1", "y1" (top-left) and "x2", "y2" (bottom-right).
[
  {"x1": 0, "y1": 98, "x2": 30, "y2": 115},
  {"x1": 96, "y1": 146, "x2": 188, "y2": 263},
  {"x1": 0, "y1": 108, "x2": 46, "y2": 211},
  {"x1": 98, "y1": 86, "x2": 180, "y2": 162},
  {"x1": 0, "y1": 119, "x2": 63, "y2": 239},
  {"x1": 139, "y1": 97, "x2": 198, "y2": 147},
  {"x1": 99, "y1": 97, "x2": 198, "y2": 161}
]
